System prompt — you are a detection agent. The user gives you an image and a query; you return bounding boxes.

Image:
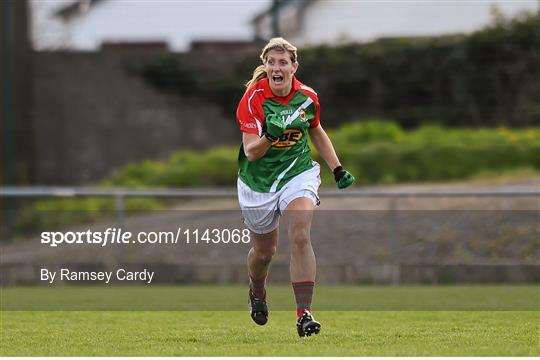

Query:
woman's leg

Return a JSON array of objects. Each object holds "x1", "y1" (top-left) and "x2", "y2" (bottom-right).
[
  {"x1": 247, "y1": 228, "x2": 278, "y2": 325},
  {"x1": 283, "y1": 196, "x2": 321, "y2": 336},
  {"x1": 284, "y1": 197, "x2": 316, "y2": 283},
  {"x1": 247, "y1": 228, "x2": 278, "y2": 297}
]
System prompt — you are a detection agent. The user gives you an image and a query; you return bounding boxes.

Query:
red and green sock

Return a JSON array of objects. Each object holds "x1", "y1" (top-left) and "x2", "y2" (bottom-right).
[
  {"x1": 292, "y1": 280, "x2": 315, "y2": 317},
  {"x1": 249, "y1": 275, "x2": 267, "y2": 299}
]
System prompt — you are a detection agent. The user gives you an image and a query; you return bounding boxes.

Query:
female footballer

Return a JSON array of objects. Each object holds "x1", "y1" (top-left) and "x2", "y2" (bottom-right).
[{"x1": 236, "y1": 37, "x2": 354, "y2": 337}]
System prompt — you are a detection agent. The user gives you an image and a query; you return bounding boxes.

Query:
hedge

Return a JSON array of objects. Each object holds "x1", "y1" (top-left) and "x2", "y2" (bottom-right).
[
  {"x1": 137, "y1": 12, "x2": 540, "y2": 128},
  {"x1": 14, "y1": 121, "x2": 539, "y2": 233}
]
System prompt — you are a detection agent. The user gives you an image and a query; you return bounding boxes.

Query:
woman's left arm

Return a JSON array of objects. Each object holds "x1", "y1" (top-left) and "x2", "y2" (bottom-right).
[
  {"x1": 309, "y1": 125, "x2": 356, "y2": 189},
  {"x1": 308, "y1": 125, "x2": 341, "y2": 170}
]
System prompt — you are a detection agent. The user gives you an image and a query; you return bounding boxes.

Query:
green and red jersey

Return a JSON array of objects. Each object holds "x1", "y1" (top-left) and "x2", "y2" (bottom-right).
[{"x1": 236, "y1": 77, "x2": 320, "y2": 193}]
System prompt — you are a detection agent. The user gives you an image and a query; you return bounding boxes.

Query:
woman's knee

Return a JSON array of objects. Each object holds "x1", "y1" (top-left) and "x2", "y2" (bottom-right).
[
  {"x1": 289, "y1": 226, "x2": 311, "y2": 251},
  {"x1": 251, "y1": 230, "x2": 278, "y2": 262},
  {"x1": 254, "y1": 245, "x2": 276, "y2": 264}
]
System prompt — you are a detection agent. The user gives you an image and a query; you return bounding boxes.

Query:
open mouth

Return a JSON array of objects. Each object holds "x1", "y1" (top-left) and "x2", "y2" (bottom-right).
[{"x1": 272, "y1": 75, "x2": 284, "y2": 84}]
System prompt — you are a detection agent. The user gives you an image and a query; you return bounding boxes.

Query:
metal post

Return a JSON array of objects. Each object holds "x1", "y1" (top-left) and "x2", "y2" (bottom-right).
[
  {"x1": 1, "y1": 0, "x2": 15, "y2": 242},
  {"x1": 2, "y1": 0, "x2": 14, "y2": 186}
]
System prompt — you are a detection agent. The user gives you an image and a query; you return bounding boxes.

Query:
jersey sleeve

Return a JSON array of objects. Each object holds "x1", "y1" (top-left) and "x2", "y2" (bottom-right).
[
  {"x1": 236, "y1": 89, "x2": 262, "y2": 135},
  {"x1": 310, "y1": 96, "x2": 320, "y2": 128}
]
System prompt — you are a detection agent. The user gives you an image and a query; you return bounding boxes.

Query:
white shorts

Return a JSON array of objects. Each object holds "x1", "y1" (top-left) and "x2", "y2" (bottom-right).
[{"x1": 237, "y1": 162, "x2": 321, "y2": 234}]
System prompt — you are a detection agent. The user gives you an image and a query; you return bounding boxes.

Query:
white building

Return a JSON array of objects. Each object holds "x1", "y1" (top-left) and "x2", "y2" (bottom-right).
[
  {"x1": 254, "y1": 0, "x2": 539, "y2": 46},
  {"x1": 31, "y1": 0, "x2": 272, "y2": 51},
  {"x1": 32, "y1": 0, "x2": 539, "y2": 51}
]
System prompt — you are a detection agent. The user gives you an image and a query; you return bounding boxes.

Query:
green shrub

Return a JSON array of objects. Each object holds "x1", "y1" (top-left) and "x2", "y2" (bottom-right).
[
  {"x1": 137, "y1": 13, "x2": 540, "y2": 128},
  {"x1": 15, "y1": 121, "x2": 540, "y2": 235}
]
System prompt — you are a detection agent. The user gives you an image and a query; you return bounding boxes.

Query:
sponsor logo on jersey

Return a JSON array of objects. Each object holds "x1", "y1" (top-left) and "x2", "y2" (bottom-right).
[
  {"x1": 273, "y1": 129, "x2": 303, "y2": 149},
  {"x1": 280, "y1": 109, "x2": 293, "y2": 116}
]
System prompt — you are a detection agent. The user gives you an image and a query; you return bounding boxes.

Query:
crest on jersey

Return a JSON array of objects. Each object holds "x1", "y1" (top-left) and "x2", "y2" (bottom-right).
[{"x1": 299, "y1": 108, "x2": 307, "y2": 122}]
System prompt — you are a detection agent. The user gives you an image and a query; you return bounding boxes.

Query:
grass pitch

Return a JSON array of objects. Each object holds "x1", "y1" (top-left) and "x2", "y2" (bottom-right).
[
  {"x1": 2, "y1": 284, "x2": 537, "y2": 310},
  {"x1": 1, "y1": 311, "x2": 538, "y2": 356},
  {"x1": 1, "y1": 285, "x2": 539, "y2": 356}
]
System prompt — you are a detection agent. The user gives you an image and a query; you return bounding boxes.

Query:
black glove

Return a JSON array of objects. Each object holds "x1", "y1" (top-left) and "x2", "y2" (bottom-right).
[{"x1": 333, "y1": 166, "x2": 355, "y2": 189}]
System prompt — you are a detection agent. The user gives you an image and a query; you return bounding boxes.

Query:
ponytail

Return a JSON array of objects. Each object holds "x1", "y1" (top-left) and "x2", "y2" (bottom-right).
[{"x1": 245, "y1": 65, "x2": 267, "y2": 89}]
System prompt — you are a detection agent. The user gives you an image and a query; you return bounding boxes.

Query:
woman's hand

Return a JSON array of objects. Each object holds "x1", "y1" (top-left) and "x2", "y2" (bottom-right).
[
  {"x1": 243, "y1": 114, "x2": 286, "y2": 162},
  {"x1": 333, "y1": 166, "x2": 355, "y2": 189},
  {"x1": 265, "y1": 114, "x2": 286, "y2": 142}
]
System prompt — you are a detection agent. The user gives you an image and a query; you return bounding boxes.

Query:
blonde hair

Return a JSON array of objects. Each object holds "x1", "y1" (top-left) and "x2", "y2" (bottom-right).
[{"x1": 245, "y1": 37, "x2": 298, "y2": 89}]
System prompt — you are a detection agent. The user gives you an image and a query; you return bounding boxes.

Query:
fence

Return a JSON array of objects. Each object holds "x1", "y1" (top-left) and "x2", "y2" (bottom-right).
[{"x1": 1, "y1": 186, "x2": 539, "y2": 284}]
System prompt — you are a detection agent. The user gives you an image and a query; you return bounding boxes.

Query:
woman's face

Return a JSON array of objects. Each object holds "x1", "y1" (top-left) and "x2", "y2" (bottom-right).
[{"x1": 265, "y1": 49, "x2": 298, "y2": 96}]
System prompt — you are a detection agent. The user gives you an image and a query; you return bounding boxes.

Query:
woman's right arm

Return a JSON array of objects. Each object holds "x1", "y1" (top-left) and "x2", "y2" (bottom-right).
[{"x1": 243, "y1": 133, "x2": 273, "y2": 162}]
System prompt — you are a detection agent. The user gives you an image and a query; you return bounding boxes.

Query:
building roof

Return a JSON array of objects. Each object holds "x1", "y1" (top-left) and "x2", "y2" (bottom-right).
[{"x1": 55, "y1": 0, "x2": 104, "y2": 21}]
